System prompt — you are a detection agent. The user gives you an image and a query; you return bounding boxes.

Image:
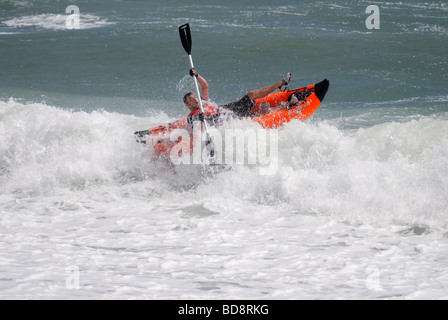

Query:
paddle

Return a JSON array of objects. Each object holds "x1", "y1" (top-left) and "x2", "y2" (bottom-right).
[{"x1": 179, "y1": 23, "x2": 215, "y2": 163}]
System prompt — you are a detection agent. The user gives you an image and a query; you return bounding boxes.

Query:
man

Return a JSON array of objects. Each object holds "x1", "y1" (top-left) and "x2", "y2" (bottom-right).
[{"x1": 184, "y1": 69, "x2": 291, "y2": 128}]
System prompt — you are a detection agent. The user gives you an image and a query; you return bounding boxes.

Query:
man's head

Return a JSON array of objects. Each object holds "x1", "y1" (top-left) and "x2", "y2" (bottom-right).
[{"x1": 183, "y1": 92, "x2": 199, "y2": 111}]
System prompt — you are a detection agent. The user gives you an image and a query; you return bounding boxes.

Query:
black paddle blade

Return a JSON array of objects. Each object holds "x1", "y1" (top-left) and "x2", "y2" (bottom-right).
[{"x1": 179, "y1": 23, "x2": 192, "y2": 54}]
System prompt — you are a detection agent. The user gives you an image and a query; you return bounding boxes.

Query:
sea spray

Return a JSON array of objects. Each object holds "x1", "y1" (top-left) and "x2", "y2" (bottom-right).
[
  {"x1": 0, "y1": 99, "x2": 146, "y2": 194},
  {"x1": 2, "y1": 99, "x2": 447, "y2": 228}
]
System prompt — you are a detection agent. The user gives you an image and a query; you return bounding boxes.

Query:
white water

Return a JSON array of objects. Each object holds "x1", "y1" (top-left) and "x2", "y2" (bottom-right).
[
  {"x1": 1, "y1": 99, "x2": 448, "y2": 299},
  {"x1": 2, "y1": 13, "x2": 114, "y2": 31}
]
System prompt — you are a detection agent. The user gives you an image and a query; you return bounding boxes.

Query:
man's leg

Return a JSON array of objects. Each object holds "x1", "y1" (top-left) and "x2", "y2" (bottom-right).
[
  {"x1": 247, "y1": 73, "x2": 291, "y2": 100},
  {"x1": 247, "y1": 80, "x2": 284, "y2": 101}
]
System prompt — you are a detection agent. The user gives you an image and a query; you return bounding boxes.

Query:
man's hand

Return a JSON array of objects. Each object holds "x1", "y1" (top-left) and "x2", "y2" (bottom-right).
[
  {"x1": 189, "y1": 68, "x2": 209, "y2": 101},
  {"x1": 189, "y1": 68, "x2": 198, "y2": 77}
]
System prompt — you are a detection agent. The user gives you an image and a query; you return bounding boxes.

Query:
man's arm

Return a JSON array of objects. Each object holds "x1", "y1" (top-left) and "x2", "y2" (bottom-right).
[{"x1": 190, "y1": 68, "x2": 209, "y2": 101}]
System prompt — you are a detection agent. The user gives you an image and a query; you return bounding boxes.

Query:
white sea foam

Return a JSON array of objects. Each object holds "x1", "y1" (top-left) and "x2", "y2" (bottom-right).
[
  {"x1": 1, "y1": 98, "x2": 447, "y2": 226},
  {"x1": 1, "y1": 98, "x2": 448, "y2": 299},
  {"x1": 2, "y1": 13, "x2": 114, "y2": 31}
]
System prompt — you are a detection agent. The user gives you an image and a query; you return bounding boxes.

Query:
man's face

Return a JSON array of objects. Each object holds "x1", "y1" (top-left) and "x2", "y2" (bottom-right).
[{"x1": 185, "y1": 94, "x2": 199, "y2": 111}]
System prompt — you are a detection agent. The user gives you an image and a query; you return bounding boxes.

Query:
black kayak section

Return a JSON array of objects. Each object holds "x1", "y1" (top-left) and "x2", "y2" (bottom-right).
[{"x1": 315, "y1": 79, "x2": 330, "y2": 102}]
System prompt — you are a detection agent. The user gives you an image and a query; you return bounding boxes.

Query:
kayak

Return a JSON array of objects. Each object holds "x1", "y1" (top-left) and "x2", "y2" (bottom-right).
[
  {"x1": 135, "y1": 79, "x2": 329, "y2": 155},
  {"x1": 252, "y1": 79, "x2": 329, "y2": 128}
]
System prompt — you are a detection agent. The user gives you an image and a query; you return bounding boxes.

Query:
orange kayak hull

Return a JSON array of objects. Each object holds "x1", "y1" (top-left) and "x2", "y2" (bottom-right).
[{"x1": 252, "y1": 79, "x2": 329, "y2": 128}]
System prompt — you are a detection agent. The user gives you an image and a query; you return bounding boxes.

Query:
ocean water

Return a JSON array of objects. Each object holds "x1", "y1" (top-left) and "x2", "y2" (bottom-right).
[{"x1": 1, "y1": 0, "x2": 448, "y2": 300}]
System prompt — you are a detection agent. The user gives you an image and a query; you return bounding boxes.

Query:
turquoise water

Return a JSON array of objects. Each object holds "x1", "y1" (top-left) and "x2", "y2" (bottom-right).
[
  {"x1": 1, "y1": 1, "x2": 448, "y2": 299},
  {"x1": 1, "y1": 1, "x2": 447, "y2": 119}
]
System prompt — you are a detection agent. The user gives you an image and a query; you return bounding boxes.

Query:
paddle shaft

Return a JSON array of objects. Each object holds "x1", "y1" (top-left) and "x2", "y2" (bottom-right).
[
  {"x1": 187, "y1": 54, "x2": 210, "y2": 133},
  {"x1": 179, "y1": 24, "x2": 210, "y2": 133},
  {"x1": 179, "y1": 23, "x2": 214, "y2": 161}
]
